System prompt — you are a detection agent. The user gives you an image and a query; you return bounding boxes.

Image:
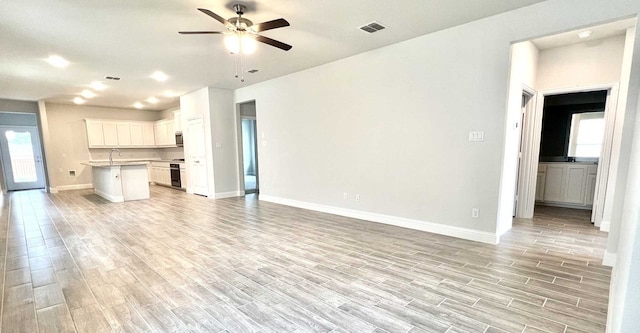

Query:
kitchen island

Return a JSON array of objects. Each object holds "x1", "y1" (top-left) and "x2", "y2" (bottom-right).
[{"x1": 82, "y1": 161, "x2": 150, "y2": 202}]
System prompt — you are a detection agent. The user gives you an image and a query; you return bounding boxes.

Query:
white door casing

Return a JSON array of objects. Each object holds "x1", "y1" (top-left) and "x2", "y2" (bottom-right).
[{"x1": 0, "y1": 126, "x2": 46, "y2": 190}]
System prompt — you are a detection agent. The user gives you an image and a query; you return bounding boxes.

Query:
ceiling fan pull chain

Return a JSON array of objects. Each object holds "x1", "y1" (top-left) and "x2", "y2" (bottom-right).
[
  {"x1": 234, "y1": 52, "x2": 239, "y2": 78},
  {"x1": 240, "y1": 50, "x2": 245, "y2": 82}
]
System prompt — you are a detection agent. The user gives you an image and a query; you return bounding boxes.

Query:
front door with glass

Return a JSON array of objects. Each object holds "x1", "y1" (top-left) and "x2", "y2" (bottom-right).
[{"x1": 0, "y1": 126, "x2": 46, "y2": 190}]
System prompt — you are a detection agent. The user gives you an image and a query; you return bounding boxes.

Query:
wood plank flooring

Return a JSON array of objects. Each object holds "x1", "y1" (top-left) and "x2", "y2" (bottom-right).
[{"x1": 0, "y1": 187, "x2": 610, "y2": 332}]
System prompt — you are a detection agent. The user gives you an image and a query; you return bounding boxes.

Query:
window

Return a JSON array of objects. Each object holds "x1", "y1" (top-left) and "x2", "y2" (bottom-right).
[{"x1": 568, "y1": 112, "x2": 605, "y2": 158}]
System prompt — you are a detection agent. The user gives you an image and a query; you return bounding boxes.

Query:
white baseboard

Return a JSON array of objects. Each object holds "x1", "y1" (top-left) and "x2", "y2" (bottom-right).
[
  {"x1": 260, "y1": 195, "x2": 499, "y2": 244},
  {"x1": 50, "y1": 184, "x2": 93, "y2": 193},
  {"x1": 211, "y1": 191, "x2": 244, "y2": 199},
  {"x1": 603, "y1": 250, "x2": 616, "y2": 267},
  {"x1": 94, "y1": 188, "x2": 124, "y2": 202},
  {"x1": 600, "y1": 220, "x2": 611, "y2": 232}
]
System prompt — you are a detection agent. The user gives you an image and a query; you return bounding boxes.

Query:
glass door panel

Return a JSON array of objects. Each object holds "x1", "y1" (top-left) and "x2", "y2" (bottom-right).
[{"x1": 0, "y1": 127, "x2": 45, "y2": 190}]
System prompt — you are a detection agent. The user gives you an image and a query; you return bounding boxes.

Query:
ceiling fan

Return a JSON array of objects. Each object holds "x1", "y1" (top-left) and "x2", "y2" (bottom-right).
[{"x1": 179, "y1": 4, "x2": 292, "y2": 52}]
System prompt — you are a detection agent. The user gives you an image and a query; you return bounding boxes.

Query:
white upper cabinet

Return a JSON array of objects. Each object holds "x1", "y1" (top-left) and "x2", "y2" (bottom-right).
[
  {"x1": 130, "y1": 123, "x2": 144, "y2": 146},
  {"x1": 102, "y1": 122, "x2": 119, "y2": 146},
  {"x1": 85, "y1": 118, "x2": 179, "y2": 148},
  {"x1": 154, "y1": 119, "x2": 176, "y2": 146},
  {"x1": 85, "y1": 120, "x2": 105, "y2": 147},
  {"x1": 116, "y1": 123, "x2": 132, "y2": 146},
  {"x1": 142, "y1": 123, "x2": 155, "y2": 146},
  {"x1": 173, "y1": 110, "x2": 182, "y2": 132}
]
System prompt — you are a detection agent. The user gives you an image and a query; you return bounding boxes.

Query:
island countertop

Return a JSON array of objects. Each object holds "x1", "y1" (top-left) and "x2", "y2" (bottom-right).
[
  {"x1": 81, "y1": 161, "x2": 149, "y2": 168},
  {"x1": 84, "y1": 162, "x2": 150, "y2": 202}
]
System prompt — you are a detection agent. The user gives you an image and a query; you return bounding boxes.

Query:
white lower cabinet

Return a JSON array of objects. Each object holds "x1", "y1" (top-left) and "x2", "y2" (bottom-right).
[
  {"x1": 150, "y1": 162, "x2": 171, "y2": 186},
  {"x1": 537, "y1": 163, "x2": 597, "y2": 209}
]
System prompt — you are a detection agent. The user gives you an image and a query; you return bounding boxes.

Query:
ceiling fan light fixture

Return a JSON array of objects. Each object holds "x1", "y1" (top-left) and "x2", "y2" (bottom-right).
[{"x1": 225, "y1": 34, "x2": 257, "y2": 55}]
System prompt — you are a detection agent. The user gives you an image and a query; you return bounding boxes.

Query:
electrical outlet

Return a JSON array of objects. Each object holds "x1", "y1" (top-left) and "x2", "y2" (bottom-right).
[
  {"x1": 471, "y1": 208, "x2": 479, "y2": 218},
  {"x1": 355, "y1": 194, "x2": 360, "y2": 202},
  {"x1": 343, "y1": 192, "x2": 348, "y2": 200},
  {"x1": 68, "y1": 170, "x2": 76, "y2": 177}
]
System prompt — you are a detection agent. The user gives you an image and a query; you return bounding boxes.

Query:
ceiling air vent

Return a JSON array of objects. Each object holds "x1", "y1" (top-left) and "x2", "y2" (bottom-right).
[
  {"x1": 359, "y1": 21, "x2": 386, "y2": 33},
  {"x1": 247, "y1": 69, "x2": 259, "y2": 74},
  {"x1": 104, "y1": 76, "x2": 122, "y2": 81}
]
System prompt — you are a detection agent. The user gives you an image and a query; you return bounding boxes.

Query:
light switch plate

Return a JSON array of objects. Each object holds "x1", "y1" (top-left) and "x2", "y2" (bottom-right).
[{"x1": 468, "y1": 131, "x2": 485, "y2": 142}]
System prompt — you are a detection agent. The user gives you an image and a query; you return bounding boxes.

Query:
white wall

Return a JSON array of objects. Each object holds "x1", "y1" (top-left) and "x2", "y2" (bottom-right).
[
  {"x1": 0, "y1": 99, "x2": 38, "y2": 113},
  {"x1": 498, "y1": 41, "x2": 539, "y2": 234},
  {"x1": 235, "y1": 0, "x2": 640, "y2": 245},
  {"x1": 180, "y1": 88, "x2": 239, "y2": 197},
  {"x1": 43, "y1": 103, "x2": 162, "y2": 189},
  {"x1": 536, "y1": 35, "x2": 626, "y2": 90},
  {"x1": 208, "y1": 88, "x2": 239, "y2": 196}
]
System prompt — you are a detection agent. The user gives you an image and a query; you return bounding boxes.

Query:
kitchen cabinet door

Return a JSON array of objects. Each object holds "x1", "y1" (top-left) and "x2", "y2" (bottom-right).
[
  {"x1": 86, "y1": 120, "x2": 104, "y2": 147},
  {"x1": 166, "y1": 120, "x2": 176, "y2": 145},
  {"x1": 155, "y1": 122, "x2": 167, "y2": 146},
  {"x1": 565, "y1": 165, "x2": 587, "y2": 204},
  {"x1": 102, "y1": 122, "x2": 119, "y2": 146},
  {"x1": 130, "y1": 123, "x2": 144, "y2": 146},
  {"x1": 117, "y1": 123, "x2": 131, "y2": 146},
  {"x1": 142, "y1": 123, "x2": 155, "y2": 146}
]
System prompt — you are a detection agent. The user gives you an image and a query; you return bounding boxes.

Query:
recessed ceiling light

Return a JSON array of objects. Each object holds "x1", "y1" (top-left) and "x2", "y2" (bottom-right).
[
  {"x1": 46, "y1": 55, "x2": 69, "y2": 68},
  {"x1": 146, "y1": 97, "x2": 159, "y2": 104},
  {"x1": 81, "y1": 90, "x2": 96, "y2": 99},
  {"x1": 163, "y1": 90, "x2": 178, "y2": 98},
  {"x1": 578, "y1": 31, "x2": 592, "y2": 38},
  {"x1": 73, "y1": 97, "x2": 86, "y2": 105},
  {"x1": 133, "y1": 102, "x2": 144, "y2": 109},
  {"x1": 150, "y1": 71, "x2": 169, "y2": 82},
  {"x1": 91, "y1": 81, "x2": 108, "y2": 91}
]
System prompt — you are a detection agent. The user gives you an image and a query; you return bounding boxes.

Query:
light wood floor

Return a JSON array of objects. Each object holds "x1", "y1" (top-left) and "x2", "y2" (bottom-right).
[{"x1": 0, "y1": 187, "x2": 610, "y2": 333}]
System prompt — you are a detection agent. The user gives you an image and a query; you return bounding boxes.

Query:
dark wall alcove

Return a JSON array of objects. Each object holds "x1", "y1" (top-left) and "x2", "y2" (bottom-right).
[{"x1": 539, "y1": 90, "x2": 607, "y2": 162}]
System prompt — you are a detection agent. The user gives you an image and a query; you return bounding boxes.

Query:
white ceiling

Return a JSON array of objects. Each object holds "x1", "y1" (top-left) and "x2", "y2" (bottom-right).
[
  {"x1": 0, "y1": 0, "x2": 546, "y2": 111},
  {"x1": 531, "y1": 18, "x2": 636, "y2": 50}
]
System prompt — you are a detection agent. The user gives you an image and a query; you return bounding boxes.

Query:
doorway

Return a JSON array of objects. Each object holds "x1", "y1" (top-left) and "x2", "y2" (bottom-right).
[
  {"x1": 186, "y1": 117, "x2": 208, "y2": 196},
  {"x1": 241, "y1": 118, "x2": 259, "y2": 194},
  {"x1": 535, "y1": 90, "x2": 609, "y2": 222},
  {"x1": 0, "y1": 126, "x2": 46, "y2": 191}
]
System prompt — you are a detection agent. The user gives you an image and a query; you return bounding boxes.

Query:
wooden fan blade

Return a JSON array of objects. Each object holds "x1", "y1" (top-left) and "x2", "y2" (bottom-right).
[
  {"x1": 197, "y1": 8, "x2": 231, "y2": 27},
  {"x1": 179, "y1": 31, "x2": 223, "y2": 34},
  {"x1": 251, "y1": 18, "x2": 290, "y2": 32},
  {"x1": 255, "y1": 35, "x2": 292, "y2": 51}
]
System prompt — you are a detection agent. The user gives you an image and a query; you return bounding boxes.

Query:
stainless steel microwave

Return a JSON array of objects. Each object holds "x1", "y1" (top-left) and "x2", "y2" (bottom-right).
[{"x1": 175, "y1": 132, "x2": 183, "y2": 146}]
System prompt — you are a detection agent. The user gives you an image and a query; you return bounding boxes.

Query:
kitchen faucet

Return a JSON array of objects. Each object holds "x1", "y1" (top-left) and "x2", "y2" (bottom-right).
[{"x1": 109, "y1": 148, "x2": 122, "y2": 165}]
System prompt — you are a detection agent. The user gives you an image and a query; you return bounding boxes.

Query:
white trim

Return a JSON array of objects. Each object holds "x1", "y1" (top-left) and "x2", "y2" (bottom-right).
[
  {"x1": 260, "y1": 195, "x2": 499, "y2": 244},
  {"x1": 211, "y1": 191, "x2": 244, "y2": 199},
  {"x1": 603, "y1": 250, "x2": 616, "y2": 267},
  {"x1": 600, "y1": 220, "x2": 611, "y2": 232},
  {"x1": 94, "y1": 188, "x2": 124, "y2": 202},
  {"x1": 518, "y1": 83, "x2": 618, "y2": 221},
  {"x1": 50, "y1": 184, "x2": 93, "y2": 192}
]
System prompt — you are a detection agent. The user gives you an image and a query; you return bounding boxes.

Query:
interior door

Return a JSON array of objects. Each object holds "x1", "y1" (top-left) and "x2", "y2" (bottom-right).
[
  {"x1": 0, "y1": 126, "x2": 46, "y2": 190},
  {"x1": 186, "y1": 118, "x2": 208, "y2": 196}
]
